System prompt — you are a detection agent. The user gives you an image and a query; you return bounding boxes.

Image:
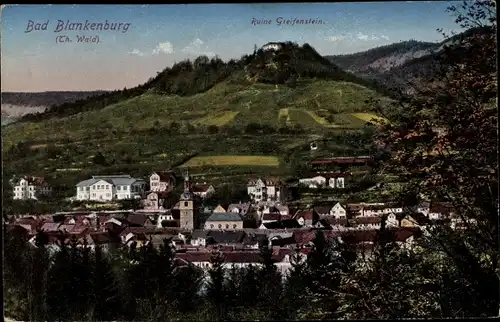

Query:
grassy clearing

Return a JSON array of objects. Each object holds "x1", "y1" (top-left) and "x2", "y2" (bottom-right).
[
  {"x1": 195, "y1": 111, "x2": 240, "y2": 126},
  {"x1": 181, "y1": 155, "x2": 280, "y2": 167},
  {"x1": 351, "y1": 113, "x2": 390, "y2": 125},
  {"x1": 303, "y1": 110, "x2": 340, "y2": 128}
]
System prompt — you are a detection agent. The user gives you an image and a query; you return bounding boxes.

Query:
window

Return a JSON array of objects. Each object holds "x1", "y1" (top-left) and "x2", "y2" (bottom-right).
[
  {"x1": 92, "y1": 193, "x2": 96, "y2": 197},
  {"x1": 210, "y1": 224, "x2": 214, "y2": 229},
  {"x1": 233, "y1": 224, "x2": 237, "y2": 229},
  {"x1": 117, "y1": 186, "x2": 121, "y2": 190},
  {"x1": 92, "y1": 186, "x2": 95, "y2": 190},
  {"x1": 226, "y1": 224, "x2": 229, "y2": 229},
  {"x1": 106, "y1": 193, "x2": 110, "y2": 197},
  {"x1": 218, "y1": 224, "x2": 222, "y2": 229},
  {"x1": 184, "y1": 202, "x2": 188, "y2": 207}
]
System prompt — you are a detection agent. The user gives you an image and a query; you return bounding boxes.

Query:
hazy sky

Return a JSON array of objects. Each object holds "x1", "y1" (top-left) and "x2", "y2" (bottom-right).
[{"x1": 1, "y1": 2, "x2": 461, "y2": 92}]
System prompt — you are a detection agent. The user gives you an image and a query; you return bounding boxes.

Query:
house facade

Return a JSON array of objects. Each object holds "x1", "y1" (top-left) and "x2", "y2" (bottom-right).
[
  {"x1": 204, "y1": 212, "x2": 244, "y2": 230},
  {"x1": 247, "y1": 177, "x2": 281, "y2": 203},
  {"x1": 12, "y1": 176, "x2": 52, "y2": 200},
  {"x1": 149, "y1": 171, "x2": 176, "y2": 193},
  {"x1": 191, "y1": 183, "x2": 215, "y2": 199},
  {"x1": 75, "y1": 175, "x2": 147, "y2": 201},
  {"x1": 299, "y1": 172, "x2": 350, "y2": 189}
]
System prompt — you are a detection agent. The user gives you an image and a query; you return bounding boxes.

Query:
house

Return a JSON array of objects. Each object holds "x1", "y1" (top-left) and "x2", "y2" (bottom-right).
[
  {"x1": 314, "y1": 202, "x2": 347, "y2": 219},
  {"x1": 346, "y1": 204, "x2": 365, "y2": 217},
  {"x1": 143, "y1": 191, "x2": 171, "y2": 210},
  {"x1": 157, "y1": 212, "x2": 176, "y2": 228},
  {"x1": 259, "y1": 219, "x2": 301, "y2": 229},
  {"x1": 347, "y1": 203, "x2": 402, "y2": 217},
  {"x1": 428, "y1": 202, "x2": 456, "y2": 220},
  {"x1": 352, "y1": 216, "x2": 382, "y2": 229},
  {"x1": 316, "y1": 217, "x2": 349, "y2": 230},
  {"x1": 399, "y1": 213, "x2": 431, "y2": 228},
  {"x1": 75, "y1": 175, "x2": 147, "y2": 201},
  {"x1": 175, "y1": 248, "x2": 298, "y2": 276},
  {"x1": 262, "y1": 42, "x2": 283, "y2": 51},
  {"x1": 191, "y1": 183, "x2": 215, "y2": 199},
  {"x1": 227, "y1": 203, "x2": 252, "y2": 216},
  {"x1": 204, "y1": 212, "x2": 244, "y2": 230},
  {"x1": 213, "y1": 205, "x2": 227, "y2": 213},
  {"x1": 299, "y1": 175, "x2": 328, "y2": 188},
  {"x1": 293, "y1": 210, "x2": 319, "y2": 227},
  {"x1": 191, "y1": 230, "x2": 210, "y2": 247},
  {"x1": 149, "y1": 171, "x2": 176, "y2": 193},
  {"x1": 299, "y1": 172, "x2": 351, "y2": 189},
  {"x1": 247, "y1": 177, "x2": 281, "y2": 203},
  {"x1": 12, "y1": 176, "x2": 52, "y2": 200},
  {"x1": 127, "y1": 213, "x2": 155, "y2": 228}
]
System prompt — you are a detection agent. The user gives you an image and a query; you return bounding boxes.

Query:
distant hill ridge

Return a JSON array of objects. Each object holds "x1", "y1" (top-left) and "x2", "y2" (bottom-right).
[
  {"x1": 325, "y1": 27, "x2": 490, "y2": 90},
  {"x1": 1, "y1": 91, "x2": 108, "y2": 107}
]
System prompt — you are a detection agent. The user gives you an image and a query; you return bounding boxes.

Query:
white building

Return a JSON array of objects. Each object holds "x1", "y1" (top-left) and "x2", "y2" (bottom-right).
[
  {"x1": 12, "y1": 176, "x2": 52, "y2": 200},
  {"x1": 247, "y1": 178, "x2": 281, "y2": 203},
  {"x1": 299, "y1": 172, "x2": 349, "y2": 189},
  {"x1": 262, "y1": 42, "x2": 283, "y2": 51},
  {"x1": 75, "y1": 175, "x2": 147, "y2": 202},
  {"x1": 149, "y1": 171, "x2": 176, "y2": 193}
]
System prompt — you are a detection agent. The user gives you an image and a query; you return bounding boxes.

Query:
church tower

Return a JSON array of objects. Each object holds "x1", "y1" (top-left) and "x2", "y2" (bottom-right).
[{"x1": 179, "y1": 170, "x2": 197, "y2": 230}]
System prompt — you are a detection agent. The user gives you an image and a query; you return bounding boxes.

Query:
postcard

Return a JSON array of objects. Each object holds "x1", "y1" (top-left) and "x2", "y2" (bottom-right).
[{"x1": 1, "y1": 2, "x2": 497, "y2": 320}]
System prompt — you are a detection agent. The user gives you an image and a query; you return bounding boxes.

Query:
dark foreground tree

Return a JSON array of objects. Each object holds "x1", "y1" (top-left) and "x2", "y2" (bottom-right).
[{"x1": 374, "y1": 0, "x2": 498, "y2": 317}]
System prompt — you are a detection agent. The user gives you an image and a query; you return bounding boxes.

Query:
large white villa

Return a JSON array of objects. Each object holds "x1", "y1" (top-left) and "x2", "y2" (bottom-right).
[{"x1": 75, "y1": 175, "x2": 147, "y2": 201}]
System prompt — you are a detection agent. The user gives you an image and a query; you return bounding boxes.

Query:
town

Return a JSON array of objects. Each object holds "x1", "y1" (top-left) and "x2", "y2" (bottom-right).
[{"x1": 5, "y1": 153, "x2": 464, "y2": 275}]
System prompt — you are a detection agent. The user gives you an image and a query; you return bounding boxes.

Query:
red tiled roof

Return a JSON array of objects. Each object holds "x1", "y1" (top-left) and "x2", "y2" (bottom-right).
[
  {"x1": 247, "y1": 177, "x2": 281, "y2": 186},
  {"x1": 294, "y1": 210, "x2": 315, "y2": 221},
  {"x1": 323, "y1": 217, "x2": 349, "y2": 226},
  {"x1": 314, "y1": 206, "x2": 331, "y2": 214},
  {"x1": 89, "y1": 232, "x2": 115, "y2": 244},
  {"x1": 119, "y1": 227, "x2": 156, "y2": 236},
  {"x1": 354, "y1": 217, "x2": 382, "y2": 225},
  {"x1": 127, "y1": 214, "x2": 149, "y2": 226},
  {"x1": 153, "y1": 171, "x2": 175, "y2": 182},
  {"x1": 308, "y1": 172, "x2": 352, "y2": 178},
  {"x1": 262, "y1": 213, "x2": 281, "y2": 221},
  {"x1": 41, "y1": 222, "x2": 61, "y2": 232}
]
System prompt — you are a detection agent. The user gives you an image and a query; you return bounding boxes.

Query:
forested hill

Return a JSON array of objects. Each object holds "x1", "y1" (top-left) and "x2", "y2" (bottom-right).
[
  {"x1": 325, "y1": 27, "x2": 489, "y2": 90},
  {"x1": 325, "y1": 40, "x2": 440, "y2": 75},
  {"x1": 1, "y1": 91, "x2": 108, "y2": 107},
  {"x1": 19, "y1": 41, "x2": 394, "y2": 122}
]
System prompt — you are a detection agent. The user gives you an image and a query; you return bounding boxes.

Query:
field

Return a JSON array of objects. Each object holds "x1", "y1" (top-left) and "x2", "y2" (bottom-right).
[
  {"x1": 194, "y1": 111, "x2": 240, "y2": 126},
  {"x1": 180, "y1": 155, "x2": 280, "y2": 167},
  {"x1": 351, "y1": 113, "x2": 390, "y2": 125}
]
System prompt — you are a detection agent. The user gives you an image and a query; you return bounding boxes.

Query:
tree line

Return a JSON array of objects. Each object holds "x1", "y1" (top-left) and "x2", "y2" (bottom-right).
[{"x1": 5, "y1": 221, "x2": 496, "y2": 322}]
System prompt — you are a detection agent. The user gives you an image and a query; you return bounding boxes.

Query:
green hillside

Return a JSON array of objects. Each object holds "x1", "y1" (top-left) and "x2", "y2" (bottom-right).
[
  {"x1": 2, "y1": 42, "x2": 390, "y2": 196},
  {"x1": 2, "y1": 78, "x2": 389, "y2": 147}
]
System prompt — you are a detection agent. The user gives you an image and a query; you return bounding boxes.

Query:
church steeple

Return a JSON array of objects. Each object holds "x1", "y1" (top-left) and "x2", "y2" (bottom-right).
[{"x1": 183, "y1": 169, "x2": 191, "y2": 193}]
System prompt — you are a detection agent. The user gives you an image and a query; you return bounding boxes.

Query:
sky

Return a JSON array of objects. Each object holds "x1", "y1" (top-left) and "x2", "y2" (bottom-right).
[{"x1": 1, "y1": 2, "x2": 462, "y2": 92}]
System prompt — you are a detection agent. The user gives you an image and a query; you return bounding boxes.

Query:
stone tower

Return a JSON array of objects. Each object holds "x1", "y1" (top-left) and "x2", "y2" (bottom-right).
[{"x1": 179, "y1": 170, "x2": 197, "y2": 230}]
